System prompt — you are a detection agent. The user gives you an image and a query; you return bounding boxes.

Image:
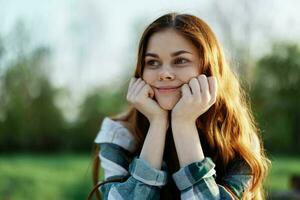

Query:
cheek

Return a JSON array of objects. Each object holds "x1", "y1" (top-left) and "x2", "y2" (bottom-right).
[
  {"x1": 142, "y1": 70, "x2": 156, "y2": 83},
  {"x1": 177, "y1": 67, "x2": 200, "y2": 82}
]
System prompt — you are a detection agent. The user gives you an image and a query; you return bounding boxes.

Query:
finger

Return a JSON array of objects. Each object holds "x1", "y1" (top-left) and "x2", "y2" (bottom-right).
[
  {"x1": 129, "y1": 77, "x2": 136, "y2": 89},
  {"x1": 127, "y1": 77, "x2": 136, "y2": 99},
  {"x1": 140, "y1": 84, "x2": 154, "y2": 98},
  {"x1": 148, "y1": 86, "x2": 155, "y2": 98},
  {"x1": 189, "y1": 77, "x2": 201, "y2": 96},
  {"x1": 132, "y1": 79, "x2": 146, "y2": 97},
  {"x1": 208, "y1": 76, "x2": 217, "y2": 104},
  {"x1": 198, "y1": 74, "x2": 210, "y2": 100},
  {"x1": 132, "y1": 77, "x2": 142, "y2": 88},
  {"x1": 128, "y1": 78, "x2": 141, "y2": 98},
  {"x1": 181, "y1": 84, "x2": 192, "y2": 97}
]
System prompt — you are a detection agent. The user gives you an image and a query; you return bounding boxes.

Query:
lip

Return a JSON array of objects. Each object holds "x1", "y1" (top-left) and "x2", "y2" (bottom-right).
[{"x1": 155, "y1": 85, "x2": 181, "y2": 93}]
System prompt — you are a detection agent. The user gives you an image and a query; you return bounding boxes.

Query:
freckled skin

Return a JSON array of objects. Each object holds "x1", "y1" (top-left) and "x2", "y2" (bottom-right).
[{"x1": 142, "y1": 29, "x2": 201, "y2": 110}]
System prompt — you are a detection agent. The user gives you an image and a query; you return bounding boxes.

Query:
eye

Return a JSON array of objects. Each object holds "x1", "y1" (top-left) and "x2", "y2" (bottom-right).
[
  {"x1": 174, "y1": 57, "x2": 189, "y2": 65},
  {"x1": 145, "y1": 60, "x2": 160, "y2": 68}
]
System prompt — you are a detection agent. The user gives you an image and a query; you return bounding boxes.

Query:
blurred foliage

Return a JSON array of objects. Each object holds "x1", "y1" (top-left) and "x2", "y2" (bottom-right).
[
  {"x1": 0, "y1": 28, "x2": 128, "y2": 153},
  {"x1": 0, "y1": 37, "x2": 4, "y2": 59},
  {"x1": 0, "y1": 23, "x2": 299, "y2": 154},
  {"x1": 69, "y1": 86, "x2": 128, "y2": 151},
  {"x1": 251, "y1": 43, "x2": 300, "y2": 154},
  {"x1": 0, "y1": 46, "x2": 68, "y2": 152}
]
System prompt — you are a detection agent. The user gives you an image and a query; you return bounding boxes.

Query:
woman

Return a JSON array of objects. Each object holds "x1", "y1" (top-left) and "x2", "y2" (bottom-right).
[{"x1": 88, "y1": 13, "x2": 270, "y2": 200}]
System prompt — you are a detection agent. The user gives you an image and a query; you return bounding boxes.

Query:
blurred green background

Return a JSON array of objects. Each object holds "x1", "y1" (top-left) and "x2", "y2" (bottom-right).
[{"x1": 0, "y1": 1, "x2": 300, "y2": 199}]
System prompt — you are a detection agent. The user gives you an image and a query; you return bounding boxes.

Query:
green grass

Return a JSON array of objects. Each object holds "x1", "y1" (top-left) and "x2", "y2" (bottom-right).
[
  {"x1": 264, "y1": 155, "x2": 300, "y2": 192},
  {"x1": 0, "y1": 153, "x2": 98, "y2": 200},
  {"x1": 0, "y1": 153, "x2": 299, "y2": 200}
]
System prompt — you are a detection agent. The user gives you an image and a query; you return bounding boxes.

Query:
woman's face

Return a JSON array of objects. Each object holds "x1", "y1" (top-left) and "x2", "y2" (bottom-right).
[{"x1": 142, "y1": 29, "x2": 202, "y2": 110}]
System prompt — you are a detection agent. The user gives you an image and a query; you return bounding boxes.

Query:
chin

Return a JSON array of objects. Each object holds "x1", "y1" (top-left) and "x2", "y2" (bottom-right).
[
  {"x1": 156, "y1": 96, "x2": 180, "y2": 110},
  {"x1": 159, "y1": 102, "x2": 176, "y2": 110}
]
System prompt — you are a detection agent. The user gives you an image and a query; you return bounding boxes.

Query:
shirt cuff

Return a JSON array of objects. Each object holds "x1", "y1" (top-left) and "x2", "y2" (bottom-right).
[
  {"x1": 172, "y1": 157, "x2": 216, "y2": 191},
  {"x1": 129, "y1": 156, "x2": 168, "y2": 187}
]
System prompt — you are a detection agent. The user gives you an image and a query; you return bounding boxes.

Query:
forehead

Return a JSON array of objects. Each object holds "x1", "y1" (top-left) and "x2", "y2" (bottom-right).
[{"x1": 146, "y1": 29, "x2": 198, "y2": 55}]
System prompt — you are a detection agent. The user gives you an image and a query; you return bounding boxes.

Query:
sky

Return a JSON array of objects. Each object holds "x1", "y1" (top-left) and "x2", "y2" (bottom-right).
[{"x1": 0, "y1": 0, "x2": 299, "y2": 120}]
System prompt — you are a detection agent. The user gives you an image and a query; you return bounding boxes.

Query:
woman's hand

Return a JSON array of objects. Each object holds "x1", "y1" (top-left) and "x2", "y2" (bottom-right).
[
  {"x1": 127, "y1": 77, "x2": 168, "y2": 123},
  {"x1": 171, "y1": 74, "x2": 218, "y2": 123}
]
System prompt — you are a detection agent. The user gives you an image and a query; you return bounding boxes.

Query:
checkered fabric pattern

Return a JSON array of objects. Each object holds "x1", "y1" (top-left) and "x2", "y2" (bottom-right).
[{"x1": 95, "y1": 117, "x2": 252, "y2": 200}]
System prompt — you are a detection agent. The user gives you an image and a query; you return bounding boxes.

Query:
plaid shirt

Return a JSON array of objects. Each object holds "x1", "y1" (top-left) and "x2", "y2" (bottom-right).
[{"x1": 94, "y1": 117, "x2": 253, "y2": 200}]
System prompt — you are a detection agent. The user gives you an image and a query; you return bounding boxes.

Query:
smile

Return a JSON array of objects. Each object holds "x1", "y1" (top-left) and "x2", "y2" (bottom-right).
[{"x1": 155, "y1": 86, "x2": 180, "y2": 94}]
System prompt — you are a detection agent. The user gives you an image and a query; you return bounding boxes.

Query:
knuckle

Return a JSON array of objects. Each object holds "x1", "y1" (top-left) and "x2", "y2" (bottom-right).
[
  {"x1": 198, "y1": 75, "x2": 206, "y2": 81},
  {"x1": 199, "y1": 74, "x2": 206, "y2": 78},
  {"x1": 203, "y1": 95, "x2": 210, "y2": 102},
  {"x1": 144, "y1": 84, "x2": 150, "y2": 89},
  {"x1": 189, "y1": 78, "x2": 195, "y2": 83},
  {"x1": 130, "y1": 97, "x2": 136, "y2": 103},
  {"x1": 129, "y1": 97, "x2": 134, "y2": 103},
  {"x1": 135, "y1": 97, "x2": 142, "y2": 104},
  {"x1": 183, "y1": 83, "x2": 189, "y2": 89},
  {"x1": 140, "y1": 80, "x2": 145, "y2": 84},
  {"x1": 212, "y1": 97, "x2": 217, "y2": 103}
]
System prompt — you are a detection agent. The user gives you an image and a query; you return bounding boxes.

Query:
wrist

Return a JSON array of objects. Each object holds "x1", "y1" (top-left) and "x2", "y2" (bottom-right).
[
  {"x1": 171, "y1": 118, "x2": 196, "y2": 129},
  {"x1": 171, "y1": 116, "x2": 195, "y2": 125},
  {"x1": 150, "y1": 117, "x2": 169, "y2": 128}
]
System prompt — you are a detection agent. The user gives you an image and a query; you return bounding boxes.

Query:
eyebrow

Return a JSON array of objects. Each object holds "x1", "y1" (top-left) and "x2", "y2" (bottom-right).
[{"x1": 145, "y1": 50, "x2": 192, "y2": 58}]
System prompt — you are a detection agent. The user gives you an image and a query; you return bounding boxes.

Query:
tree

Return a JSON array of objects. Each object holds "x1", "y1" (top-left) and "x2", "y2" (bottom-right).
[
  {"x1": 0, "y1": 46, "x2": 67, "y2": 152},
  {"x1": 71, "y1": 85, "x2": 128, "y2": 151},
  {"x1": 251, "y1": 43, "x2": 300, "y2": 154}
]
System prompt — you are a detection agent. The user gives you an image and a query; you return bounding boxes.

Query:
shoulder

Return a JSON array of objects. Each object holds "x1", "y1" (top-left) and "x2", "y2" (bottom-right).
[{"x1": 94, "y1": 117, "x2": 138, "y2": 153}]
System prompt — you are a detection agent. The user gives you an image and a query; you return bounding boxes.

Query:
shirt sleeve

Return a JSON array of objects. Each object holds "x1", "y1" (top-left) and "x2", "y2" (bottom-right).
[
  {"x1": 94, "y1": 117, "x2": 168, "y2": 199},
  {"x1": 172, "y1": 157, "x2": 252, "y2": 200},
  {"x1": 98, "y1": 143, "x2": 168, "y2": 200}
]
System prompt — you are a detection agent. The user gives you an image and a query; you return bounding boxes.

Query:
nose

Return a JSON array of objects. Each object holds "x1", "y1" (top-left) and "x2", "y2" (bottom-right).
[{"x1": 159, "y1": 65, "x2": 175, "y2": 81}]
